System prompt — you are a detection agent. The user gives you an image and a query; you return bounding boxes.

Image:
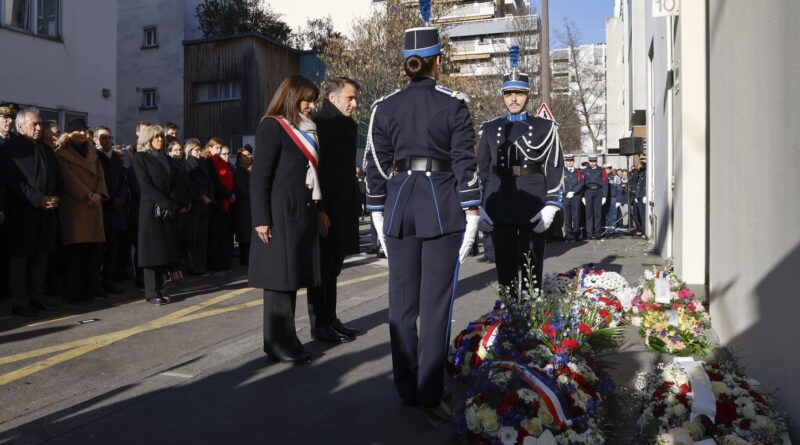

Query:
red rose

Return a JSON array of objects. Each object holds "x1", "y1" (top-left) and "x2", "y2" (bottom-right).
[
  {"x1": 739, "y1": 419, "x2": 751, "y2": 430},
  {"x1": 680, "y1": 383, "x2": 691, "y2": 395},
  {"x1": 542, "y1": 323, "x2": 556, "y2": 338},
  {"x1": 561, "y1": 339, "x2": 579, "y2": 350},
  {"x1": 578, "y1": 323, "x2": 593, "y2": 335},
  {"x1": 716, "y1": 399, "x2": 737, "y2": 425},
  {"x1": 598, "y1": 309, "x2": 612, "y2": 324}
]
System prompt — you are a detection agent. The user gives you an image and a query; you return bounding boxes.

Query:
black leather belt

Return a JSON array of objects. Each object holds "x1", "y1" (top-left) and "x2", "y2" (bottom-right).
[
  {"x1": 495, "y1": 165, "x2": 544, "y2": 176},
  {"x1": 395, "y1": 157, "x2": 452, "y2": 172},
  {"x1": 586, "y1": 184, "x2": 601, "y2": 190}
]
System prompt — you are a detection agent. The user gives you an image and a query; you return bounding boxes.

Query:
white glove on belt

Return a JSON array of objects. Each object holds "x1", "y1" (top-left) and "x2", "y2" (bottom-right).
[
  {"x1": 459, "y1": 214, "x2": 480, "y2": 263},
  {"x1": 566, "y1": 191, "x2": 575, "y2": 199},
  {"x1": 602, "y1": 197, "x2": 607, "y2": 205},
  {"x1": 371, "y1": 212, "x2": 388, "y2": 257},
  {"x1": 531, "y1": 205, "x2": 560, "y2": 234}
]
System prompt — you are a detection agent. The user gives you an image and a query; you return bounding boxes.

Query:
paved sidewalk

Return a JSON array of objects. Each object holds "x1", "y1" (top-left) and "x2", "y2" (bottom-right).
[{"x1": 0, "y1": 237, "x2": 664, "y2": 444}]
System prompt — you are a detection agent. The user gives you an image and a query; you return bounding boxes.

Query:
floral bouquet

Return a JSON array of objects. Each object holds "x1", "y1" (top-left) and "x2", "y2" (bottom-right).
[
  {"x1": 635, "y1": 361, "x2": 790, "y2": 445},
  {"x1": 448, "y1": 303, "x2": 505, "y2": 379},
  {"x1": 629, "y1": 266, "x2": 712, "y2": 356},
  {"x1": 543, "y1": 266, "x2": 634, "y2": 309},
  {"x1": 458, "y1": 346, "x2": 611, "y2": 445}
]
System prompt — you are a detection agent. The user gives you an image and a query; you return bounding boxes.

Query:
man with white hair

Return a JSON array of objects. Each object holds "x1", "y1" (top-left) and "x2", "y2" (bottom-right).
[{"x1": 0, "y1": 108, "x2": 61, "y2": 316}]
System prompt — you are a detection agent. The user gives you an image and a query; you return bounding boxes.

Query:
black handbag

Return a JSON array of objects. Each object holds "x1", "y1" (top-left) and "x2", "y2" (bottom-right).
[{"x1": 154, "y1": 204, "x2": 174, "y2": 220}]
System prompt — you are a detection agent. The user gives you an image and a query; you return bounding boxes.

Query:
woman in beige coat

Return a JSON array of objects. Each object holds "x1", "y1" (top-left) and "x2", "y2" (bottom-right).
[{"x1": 56, "y1": 118, "x2": 108, "y2": 303}]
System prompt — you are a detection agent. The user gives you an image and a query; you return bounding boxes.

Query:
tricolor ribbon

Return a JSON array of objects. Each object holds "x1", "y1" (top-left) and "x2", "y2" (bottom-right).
[
  {"x1": 493, "y1": 361, "x2": 573, "y2": 428},
  {"x1": 271, "y1": 116, "x2": 321, "y2": 200}
]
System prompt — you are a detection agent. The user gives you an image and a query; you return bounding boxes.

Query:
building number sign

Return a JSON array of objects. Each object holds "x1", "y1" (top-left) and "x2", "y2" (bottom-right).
[{"x1": 652, "y1": 0, "x2": 680, "y2": 17}]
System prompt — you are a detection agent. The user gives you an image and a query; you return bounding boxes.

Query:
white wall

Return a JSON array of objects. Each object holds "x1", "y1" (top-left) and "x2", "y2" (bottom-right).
[
  {"x1": 708, "y1": 1, "x2": 800, "y2": 439},
  {"x1": 605, "y1": 16, "x2": 626, "y2": 151},
  {"x1": 0, "y1": 0, "x2": 117, "y2": 131}
]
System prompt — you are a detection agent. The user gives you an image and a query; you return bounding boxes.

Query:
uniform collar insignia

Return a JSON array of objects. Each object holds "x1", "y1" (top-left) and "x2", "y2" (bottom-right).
[{"x1": 506, "y1": 111, "x2": 528, "y2": 122}]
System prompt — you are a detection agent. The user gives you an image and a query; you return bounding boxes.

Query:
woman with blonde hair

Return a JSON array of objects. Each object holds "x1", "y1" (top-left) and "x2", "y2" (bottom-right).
[
  {"x1": 133, "y1": 125, "x2": 189, "y2": 304},
  {"x1": 56, "y1": 118, "x2": 108, "y2": 304},
  {"x1": 184, "y1": 137, "x2": 213, "y2": 275},
  {"x1": 250, "y1": 74, "x2": 322, "y2": 364}
]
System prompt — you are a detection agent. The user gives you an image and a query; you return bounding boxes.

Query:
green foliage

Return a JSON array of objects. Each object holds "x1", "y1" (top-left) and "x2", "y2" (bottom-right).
[
  {"x1": 195, "y1": 0, "x2": 292, "y2": 44},
  {"x1": 291, "y1": 16, "x2": 342, "y2": 53}
]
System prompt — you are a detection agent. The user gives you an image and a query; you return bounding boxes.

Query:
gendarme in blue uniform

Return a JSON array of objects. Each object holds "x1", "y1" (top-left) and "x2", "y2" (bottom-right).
[
  {"x1": 562, "y1": 158, "x2": 583, "y2": 240},
  {"x1": 581, "y1": 160, "x2": 608, "y2": 238}
]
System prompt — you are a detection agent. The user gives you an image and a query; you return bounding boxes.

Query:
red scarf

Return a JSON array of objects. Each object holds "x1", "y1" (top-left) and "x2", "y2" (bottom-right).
[{"x1": 211, "y1": 155, "x2": 234, "y2": 212}]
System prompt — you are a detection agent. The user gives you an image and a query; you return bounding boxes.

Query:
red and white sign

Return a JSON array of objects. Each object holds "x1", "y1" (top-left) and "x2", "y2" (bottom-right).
[{"x1": 536, "y1": 102, "x2": 554, "y2": 121}]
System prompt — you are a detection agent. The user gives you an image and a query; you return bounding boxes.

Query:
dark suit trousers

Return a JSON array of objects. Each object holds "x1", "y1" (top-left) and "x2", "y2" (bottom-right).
[
  {"x1": 143, "y1": 266, "x2": 165, "y2": 300},
  {"x1": 563, "y1": 196, "x2": 581, "y2": 238},
  {"x1": 386, "y1": 232, "x2": 461, "y2": 406},
  {"x1": 101, "y1": 229, "x2": 120, "y2": 288},
  {"x1": 188, "y1": 212, "x2": 209, "y2": 274},
  {"x1": 584, "y1": 188, "x2": 603, "y2": 237},
  {"x1": 307, "y1": 235, "x2": 345, "y2": 329},
  {"x1": 8, "y1": 254, "x2": 47, "y2": 305},
  {"x1": 491, "y1": 223, "x2": 546, "y2": 290},
  {"x1": 263, "y1": 289, "x2": 299, "y2": 353},
  {"x1": 62, "y1": 243, "x2": 102, "y2": 302}
]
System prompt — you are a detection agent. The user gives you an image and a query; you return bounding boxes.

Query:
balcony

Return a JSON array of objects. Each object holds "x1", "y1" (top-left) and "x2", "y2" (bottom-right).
[
  {"x1": 443, "y1": 14, "x2": 538, "y2": 38},
  {"x1": 435, "y1": 1, "x2": 495, "y2": 23},
  {"x1": 449, "y1": 37, "x2": 538, "y2": 59}
]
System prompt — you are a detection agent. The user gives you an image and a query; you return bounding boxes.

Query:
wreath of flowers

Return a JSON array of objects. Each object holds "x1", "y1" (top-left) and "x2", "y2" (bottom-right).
[
  {"x1": 629, "y1": 266, "x2": 712, "y2": 356},
  {"x1": 635, "y1": 361, "x2": 789, "y2": 444}
]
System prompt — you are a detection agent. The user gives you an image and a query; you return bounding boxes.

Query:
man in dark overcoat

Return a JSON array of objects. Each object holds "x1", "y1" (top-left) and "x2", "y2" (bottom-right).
[
  {"x1": 308, "y1": 77, "x2": 365, "y2": 342},
  {"x1": 95, "y1": 126, "x2": 128, "y2": 296},
  {"x1": 0, "y1": 102, "x2": 19, "y2": 303},
  {"x1": 0, "y1": 108, "x2": 60, "y2": 316}
]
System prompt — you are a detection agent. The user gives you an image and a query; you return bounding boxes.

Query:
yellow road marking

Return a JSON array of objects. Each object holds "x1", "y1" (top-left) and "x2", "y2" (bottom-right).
[
  {"x1": 0, "y1": 271, "x2": 388, "y2": 384},
  {"x1": 26, "y1": 314, "x2": 80, "y2": 328}
]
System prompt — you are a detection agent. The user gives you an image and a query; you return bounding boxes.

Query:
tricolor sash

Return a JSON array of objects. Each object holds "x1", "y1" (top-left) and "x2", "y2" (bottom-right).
[{"x1": 271, "y1": 116, "x2": 321, "y2": 200}]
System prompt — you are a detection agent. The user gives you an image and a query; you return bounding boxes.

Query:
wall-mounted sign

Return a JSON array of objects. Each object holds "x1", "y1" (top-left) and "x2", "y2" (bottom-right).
[{"x1": 652, "y1": 0, "x2": 680, "y2": 17}]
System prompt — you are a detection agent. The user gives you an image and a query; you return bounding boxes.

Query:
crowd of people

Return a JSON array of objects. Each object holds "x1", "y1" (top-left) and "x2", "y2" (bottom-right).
[{"x1": 0, "y1": 102, "x2": 255, "y2": 315}]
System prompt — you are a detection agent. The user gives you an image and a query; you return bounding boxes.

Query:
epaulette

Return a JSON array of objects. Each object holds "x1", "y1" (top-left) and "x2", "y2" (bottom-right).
[
  {"x1": 435, "y1": 85, "x2": 470, "y2": 103},
  {"x1": 371, "y1": 89, "x2": 402, "y2": 108}
]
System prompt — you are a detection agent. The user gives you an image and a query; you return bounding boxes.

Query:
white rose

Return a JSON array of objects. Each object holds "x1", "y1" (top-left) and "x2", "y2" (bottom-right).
[
  {"x1": 557, "y1": 375, "x2": 569, "y2": 384},
  {"x1": 741, "y1": 403, "x2": 757, "y2": 419},
  {"x1": 711, "y1": 381, "x2": 730, "y2": 396},
  {"x1": 754, "y1": 415, "x2": 777, "y2": 434},
  {"x1": 465, "y1": 405, "x2": 481, "y2": 432},
  {"x1": 668, "y1": 428, "x2": 694, "y2": 445},
  {"x1": 657, "y1": 433, "x2": 675, "y2": 445},
  {"x1": 672, "y1": 403, "x2": 687, "y2": 417},
  {"x1": 731, "y1": 387, "x2": 747, "y2": 397},
  {"x1": 721, "y1": 435, "x2": 749, "y2": 445},
  {"x1": 478, "y1": 404, "x2": 500, "y2": 435},
  {"x1": 521, "y1": 417, "x2": 543, "y2": 436},
  {"x1": 666, "y1": 394, "x2": 677, "y2": 405},
  {"x1": 681, "y1": 421, "x2": 704, "y2": 440}
]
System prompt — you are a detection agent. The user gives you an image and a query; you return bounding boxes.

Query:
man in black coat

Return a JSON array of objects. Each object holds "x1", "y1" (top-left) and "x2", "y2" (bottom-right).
[
  {"x1": 95, "y1": 126, "x2": 128, "y2": 296},
  {"x1": 0, "y1": 108, "x2": 60, "y2": 316},
  {"x1": 0, "y1": 102, "x2": 19, "y2": 303},
  {"x1": 308, "y1": 77, "x2": 365, "y2": 342}
]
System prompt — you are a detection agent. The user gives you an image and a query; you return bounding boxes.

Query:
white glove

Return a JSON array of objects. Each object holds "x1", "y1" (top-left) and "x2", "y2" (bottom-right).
[
  {"x1": 530, "y1": 205, "x2": 560, "y2": 234},
  {"x1": 566, "y1": 191, "x2": 575, "y2": 199},
  {"x1": 643, "y1": 196, "x2": 648, "y2": 204},
  {"x1": 635, "y1": 198, "x2": 639, "y2": 203},
  {"x1": 371, "y1": 212, "x2": 388, "y2": 257},
  {"x1": 602, "y1": 197, "x2": 607, "y2": 206},
  {"x1": 615, "y1": 202, "x2": 621, "y2": 208},
  {"x1": 459, "y1": 214, "x2": 480, "y2": 263},
  {"x1": 581, "y1": 197, "x2": 586, "y2": 206}
]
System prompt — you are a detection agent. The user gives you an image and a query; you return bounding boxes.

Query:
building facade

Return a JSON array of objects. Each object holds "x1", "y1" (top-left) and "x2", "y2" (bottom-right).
[
  {"x1": 0, "y1": 0, "x2": 116, "y2": 131},
  {"x1": 116, "y1": 0, "x2": 205, "y2": 145},
  {"x1": 606, "y1": 1, "x2": 800, "y2": 438}
]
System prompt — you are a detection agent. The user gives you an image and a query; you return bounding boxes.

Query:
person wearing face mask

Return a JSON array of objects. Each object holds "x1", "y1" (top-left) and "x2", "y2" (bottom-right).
[
  {"x1": 56, "y1": 118, "x2": 109, "y2": 304},
  {"x1": 476, "y1": 46, "x2": 564, "y2": 290},
  {"x1": 132, "y1": 125, "x2": 188, "y2": 304},
  {"x1": 250, "y1": 74, "x2": 322, "y2": 364},
  {"x1": 306, "y1": 77, "x2": 365, "y2": 343}
]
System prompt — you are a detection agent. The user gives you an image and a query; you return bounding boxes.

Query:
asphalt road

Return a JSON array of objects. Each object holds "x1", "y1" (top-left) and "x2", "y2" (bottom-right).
[{"x1": 0, "y1": 225, "x2": 662, "y2": 445}]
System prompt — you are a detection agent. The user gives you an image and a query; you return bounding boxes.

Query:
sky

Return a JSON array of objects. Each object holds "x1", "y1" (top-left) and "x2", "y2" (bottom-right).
[{"x1": 271, "y1": 0, "x2": 613, "y2": 46}]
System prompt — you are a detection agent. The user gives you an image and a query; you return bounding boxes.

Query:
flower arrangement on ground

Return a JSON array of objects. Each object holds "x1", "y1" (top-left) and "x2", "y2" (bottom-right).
[
  {"x1": 635, "y1": 361, "x2": 790, "y2": 444},
  {"x1": 629, "y1": 266, "x2": 712, "y2": 356}
]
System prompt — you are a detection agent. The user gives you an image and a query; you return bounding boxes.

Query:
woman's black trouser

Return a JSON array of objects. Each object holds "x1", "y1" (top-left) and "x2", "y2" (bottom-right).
[
  {"x1": 62, "y1": 243, "x2": 102, "y2": 302},
  {"x1": 263, "y1": 290, "x2": 302, "y2": 355}
]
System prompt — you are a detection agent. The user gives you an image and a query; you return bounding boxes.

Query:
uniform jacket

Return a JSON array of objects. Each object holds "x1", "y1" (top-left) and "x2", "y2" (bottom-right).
[
  {"x1": 314, "y1": 99, "x2": 361, "y2": 256},
  {"x1": 581, "y1": 166, "x2": 608, "y2": 196},
  {"x1": 249, "y1": 117, "x2": 321, "y2": 291},
  {"x1": 132, "y1": 150, "x2": 180, "y2": 268},
  {"x1": 635, "y1": 165, "x2": 647, "y2": 199},
  {"x1": 0, "y1": 136, "x2": 60, "y2": 256},
  {"x1": 56, "y1": 140, "x2": 108, "y2": 245},
  {"x1": 477, "y1": 113, "x2": 564, "y2": 224},
  {"x1": 365, "y1": 77, "x2": 480, "y2": 238},
  {"x1": 232, "y1": 165, "x2": 252, "y2": 244},
  {"x1": 563, "y1": 167, "x2": 583, "y2": 195},
  {"x1": 97, "y1": 148, "x2": 129, "y2": 232}
]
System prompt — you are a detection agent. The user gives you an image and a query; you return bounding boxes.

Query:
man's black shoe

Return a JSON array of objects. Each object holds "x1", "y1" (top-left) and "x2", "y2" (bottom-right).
[
  {"x1": 12, "y1": 304, "x2": 38, "y2": 317},
  {"x1": 30, "y1": 298, "x2": 57, "y2": 311},
  {"x1": 311, "y1": 325, "x2": 355, "y2": 343},
  {"x1": 332, "y1": 319, "x2": 364, "y2": 337},
  {"x1": 377, "y1": 251, "x2": 386, "y2": 259}
]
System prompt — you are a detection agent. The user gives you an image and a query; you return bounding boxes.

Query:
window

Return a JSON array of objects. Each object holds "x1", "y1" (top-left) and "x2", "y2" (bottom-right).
[
  {"x1": 64, "y1": 110, "x2": 87, "y2": 127},
  {"x1": 142, "y1": 26, "x2": 157, "y2": 48},
  {"x1": 3, "y1": 0, "x2": 60, "y2": 38},
  {"x1": 193, "y1": 81, "x2": 242, "y2": 103},
  {"x1": 141, "y1": 89, "x2": 157, "y2": 110}
]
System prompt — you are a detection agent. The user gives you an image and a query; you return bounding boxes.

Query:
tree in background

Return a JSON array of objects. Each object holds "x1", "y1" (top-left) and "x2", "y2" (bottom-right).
[
  {"x1": 291, "y1": 16, "x2": 342, "y2": 53},
  {"x1": 555, "y1": 18, "x2": 606, "y2": 153},
  {"x1": 195, "y1": 0, "x2": 292, "y2": 44}
]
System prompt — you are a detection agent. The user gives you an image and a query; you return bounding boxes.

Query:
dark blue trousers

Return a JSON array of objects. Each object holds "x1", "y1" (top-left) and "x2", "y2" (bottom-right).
[
  {"x1": 386, "y1": 232, "x2": 461, "y2": 406},
  {"x1": 563, "y1": 195, "x2": 581, "y2": 239},
  {"x1": 491, "y1": 223, "x2": 546, "y2": 289},
  {"x1": 584, "y1": 188, "x2": 603, "y2": 237}
]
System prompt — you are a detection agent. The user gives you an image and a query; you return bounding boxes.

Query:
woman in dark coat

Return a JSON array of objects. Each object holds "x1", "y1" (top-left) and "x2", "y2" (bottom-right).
[
  {"x1": 204, "y1": 138, "x2": 234, "y2": 271},
  {"x1": 184, "y1": 139, "x2": 213, "y2": 276},
  {"x1": 232, "y1": 148, "x2": 252, "y2": 266},
  {"x1": 132, "y1": 125, "x2": 187, "y2": 305},
  {"x1": 167, "y1": 140, "x2": 192, "y2": 279},
  {"x1": 250, "y1": 74, "x2": 322, "y2": 364}
]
